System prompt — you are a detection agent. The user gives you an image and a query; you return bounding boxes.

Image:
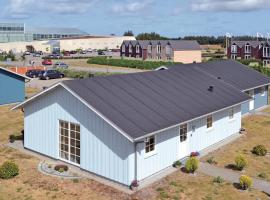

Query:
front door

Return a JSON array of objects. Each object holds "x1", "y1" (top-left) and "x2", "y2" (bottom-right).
[
  {"x1": 59, "y1": 120, "x2": 81, "y2": 165},
  {"x1": 248, "y1": 90, "x2": 255, "y2": 111},
  {"x1": 179, "y1": 124, "x2": 189, "y2": 159}
]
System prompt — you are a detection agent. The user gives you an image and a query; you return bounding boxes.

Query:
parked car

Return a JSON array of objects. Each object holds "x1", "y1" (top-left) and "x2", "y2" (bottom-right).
[
  {"x1": 42, "y1": 59, "x2": 53, "y2": 65},
  {"x1": 33, "y1": 53, "x2": 41, "y2": 57},
  {"x1": 53, "y1": 62, "x2": 69, "y2": 69},
  {"x1": 40, "y1": 70, "x2": 64, "y2": 80},
  {"x1": 23, "y1": 51, "x2": 31, "y2": 56},
  {"x1": 80, "y1": 51, "x2": 87, "y2": 54},
  {"x1": 98, "y1": 51, "x2": 105, "y2": 55},
  {"x1": 86, "y1": 49, "x2": 92, "y2": 53},
  {"x1": 49, "y1": 54, "x2": 61, "y2": 59},
  {"x1": 69, "y1": 50, "x2": 77, "y2": 54},
  {"x1": 63, "y1": 51, "x2": 70, "y2": 56},
  {"x1": 35, "y1": 51, "x2": 43, "y2": 55},
  {"x1": 26, "y1": 70, "x2": 45, "y2": 78}
]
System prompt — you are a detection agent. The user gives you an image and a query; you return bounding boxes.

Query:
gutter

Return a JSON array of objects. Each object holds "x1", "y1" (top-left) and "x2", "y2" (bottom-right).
[{"x1": 134, "y1": 140, "x2": 144, "y2": 182}]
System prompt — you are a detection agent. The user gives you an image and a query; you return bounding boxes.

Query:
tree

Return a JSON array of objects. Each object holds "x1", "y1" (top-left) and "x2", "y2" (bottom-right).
[
  {"x1": 136, "y1": 32, "x2": 167, "y2": 40},
  {"x1": 123, "y1": 30, "x2": 134, "y2": 36}
]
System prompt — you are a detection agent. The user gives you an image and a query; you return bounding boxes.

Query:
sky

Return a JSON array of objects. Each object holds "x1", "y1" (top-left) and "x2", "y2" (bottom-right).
[{"x1": 0, "y1": 0, "x2": 269, "y2": 37}]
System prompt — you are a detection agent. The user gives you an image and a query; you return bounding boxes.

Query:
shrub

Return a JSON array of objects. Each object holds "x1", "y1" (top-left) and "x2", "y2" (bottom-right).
[
  {"x1": 252, "y1": 145, "x2": 267, "y2": 156},
  {"x1": 173, "y1": 160, "x2": 182, "y2": 168},
  {"x1": 235, "y1": 154, "x2": 248, "y2": 171},
  {"x1": 239, "y1": 175, "x2": 252, "y2": 190},
  {"x1": 185, "y1": 157, "x2": 199, "y2": 173},
  {"x1": 54, "y1": 164, "x2": 68, "y2": 172},
  {"x1": 9, "y1": 135, "x2": 16, "y2": 143},
  {"x1": 87, "y1": 57, "x2": 180, "y2": 70},
  {"x1": 206, "y1": 157, "x2": 217, "y2": 165},
  {"x1": 0, "y1": 161, "x2": 19, "y2": 179},
  {"x1": 258, "y1": 172, "x2": 267, "y2": 179},
  {"x1": 213, "y1": 176, "x2": 224, "y2": 184}
]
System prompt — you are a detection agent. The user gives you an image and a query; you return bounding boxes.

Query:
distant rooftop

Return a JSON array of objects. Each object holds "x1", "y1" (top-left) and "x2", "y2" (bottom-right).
[{"x1": 26, "y1": 27, "x2": 87, "y2": 35}]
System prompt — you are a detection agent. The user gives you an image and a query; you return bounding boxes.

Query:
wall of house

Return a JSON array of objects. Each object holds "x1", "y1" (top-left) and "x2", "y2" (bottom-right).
[
  {"x1": 0, "y1": 70, "x2": 25, "y2": 105},
  {"x1": 24, "y1": 86, "x2": 134, "y2": 186},
  {"x1": 135, "y1": 105, "x2": 241, "y2": 181},
  {"x1": 241, "y1": 86, "x2": 268, "y2": 115},
  {"x1": 173, "y1": 50, "x2": 202, "y2": 64},
  {"x1": 0, "y1": 40, "x2": 51, "y2": 53}
]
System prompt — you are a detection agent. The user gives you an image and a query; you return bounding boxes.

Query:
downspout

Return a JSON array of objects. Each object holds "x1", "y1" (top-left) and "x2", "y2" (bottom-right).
[{"x1": 134, "y1": 141, "x2": 144, "y2": 182}]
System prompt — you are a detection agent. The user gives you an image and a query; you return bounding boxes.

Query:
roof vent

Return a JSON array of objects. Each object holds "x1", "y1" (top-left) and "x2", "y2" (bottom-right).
[{"x1": 208, "y1": 86, "x2": 214, "y2": 92}]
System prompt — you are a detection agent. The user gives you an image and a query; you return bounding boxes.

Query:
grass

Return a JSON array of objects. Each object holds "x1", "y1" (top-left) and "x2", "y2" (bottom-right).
[{"x1": 201, "y1": 112, "x2": 270, "y2": 181}]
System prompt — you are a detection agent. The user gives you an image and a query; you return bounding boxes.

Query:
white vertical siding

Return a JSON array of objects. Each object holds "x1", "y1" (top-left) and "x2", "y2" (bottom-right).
[
  {"x1": 136, "y1": 105, "x2": 241, "y2": 181},
  {"x1": 24, "y1": 86, "x2": 134, "y2": 186}
]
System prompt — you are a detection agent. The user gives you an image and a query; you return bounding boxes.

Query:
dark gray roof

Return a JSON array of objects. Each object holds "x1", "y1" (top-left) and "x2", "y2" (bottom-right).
[
  {"x1": 63, "y1": 65, "x2": 249, "y2": 140},
  {"x1": 122, "y1": 40, "x2": 201, "y2": 51},
  {"x1": 231, "y1": 40, "x2": 270, "y2": 48},
  {"x1": 169, "y1": 60, "x2": 270, "y2": 91}
]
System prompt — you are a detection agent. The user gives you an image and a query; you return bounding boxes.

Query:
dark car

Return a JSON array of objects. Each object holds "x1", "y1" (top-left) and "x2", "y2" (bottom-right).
[
  {"x1": 40, "y1": 70, "x2": 64, "y2": 80},
  {"x1": 25, "y1": 69, "x2": 44, "y2": 78},
  {"x1": 98, "y1": 51, "x2": 105, "y2": 55},
  {"x1": 49, "y1": 54, "x2": 61, "y2": 59}
]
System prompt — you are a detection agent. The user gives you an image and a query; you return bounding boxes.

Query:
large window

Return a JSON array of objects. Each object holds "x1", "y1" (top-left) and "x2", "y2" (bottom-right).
[
  {"x1": 180, "y1": 124, "x2": 187, "y2": 142},
  {"x1": 147, "y1": 45, "x2": 152, "y2": 53},
  {"x1": 263, "y1": 47, "x2": 270, "y2": 58},
  {"x1": 136, "y1": 45, "x2": 140, "y2": 53},
  {"x1": 157, "y1": 44, "x2": 161, "y2": 54},
  {"x1": 145, "y1": 136, "x2": 155, "y2": 153},
  {"x1": 207, "y1": 115, "x2": 213, "y2": 129},
  {"x1": 245, "y1": 55, "x2": 251, "y2": 60},
  {"x1": 122, "y1": 45, "x2": 125, "y2": 52},
  {"x1": 129, "y1": 45, "x2": 132, "y2": 53},
  {"x1": 231, "y1": 54, "x2": 237, "y2": 60},
  {"x1": 245, "y1": 44, "x2": 251, "y2": 53},
  {"x1": 59, "y1": 121, "x2": 80, "y2": 165},
  {"x1": 231, "y1": 44, "x2": 237, "y2": 53}
]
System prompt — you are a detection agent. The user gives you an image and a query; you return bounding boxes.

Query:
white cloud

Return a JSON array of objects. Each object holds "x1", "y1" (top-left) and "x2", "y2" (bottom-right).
[
  {"x1": 3, "y1": 0, "x2": 98, "y2": 18},
  {"x1": 112, "y1": 0, "x2": 154, "y2": 13},
  {"x1": 191, "y1": 0, "x2": 270, "y2": 12}
]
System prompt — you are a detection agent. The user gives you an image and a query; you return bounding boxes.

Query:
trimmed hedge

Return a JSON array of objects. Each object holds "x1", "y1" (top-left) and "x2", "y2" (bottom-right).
[
  {"x1": 0, "y1": 161, "x2": 19, "y2": 179},
  {"x1": 87, "y1": 57, "x2": 179, "y2": 70}
]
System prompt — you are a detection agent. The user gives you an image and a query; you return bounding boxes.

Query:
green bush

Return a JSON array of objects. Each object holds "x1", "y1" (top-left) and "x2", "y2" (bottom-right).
[
  {"x1": 173, "y1": 160, "x2": 182, "y2": 168},
  {"x1": 235, "y1": 154, "x2": 248, "y2": 171},
  {"x1": 206, "y1": 157, "x2": 217, "y2": 165},
  {"x1": 213, "y1": 176, "x2": 224, "y2": 184},
  {"x1": 54, "y1": 164, "x2": 68, "y2": 172},
  {"x1": 185, "y1": 157, "x2": 199, "y2": 173},
  {"x1": 252, "y1": 145, "x2": 267, "y2": 156},
  {"x1": 87, "y1": 57, "x2": 179, "y2": 70},
  {"x1": 239, "y1": 175, "x2": 252, "y2": 190},
  {"x1": 0, "y1": 161, "x2": 19, "y2": 179}
]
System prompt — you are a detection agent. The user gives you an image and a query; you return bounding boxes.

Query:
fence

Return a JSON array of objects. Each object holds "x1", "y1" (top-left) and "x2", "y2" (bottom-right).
[{"x1": 8, "y1": 66, "x2": 47, "y2": 75}]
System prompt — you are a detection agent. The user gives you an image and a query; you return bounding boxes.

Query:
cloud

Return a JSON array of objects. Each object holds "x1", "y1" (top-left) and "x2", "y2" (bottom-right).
[
  {"x1": 111, "y1": 0, "x2": 154, "y2": 13},
  {"x1": 3, "y1": 0, "x2": 98, "y2": 18},
  {"x1": 191, "y1": 0, "x2": 270, "y2": 12}
]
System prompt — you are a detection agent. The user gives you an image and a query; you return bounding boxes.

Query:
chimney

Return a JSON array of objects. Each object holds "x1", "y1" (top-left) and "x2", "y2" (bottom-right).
[{"x1": 208, "y1": 85, "x2": 214, "y2": 92}]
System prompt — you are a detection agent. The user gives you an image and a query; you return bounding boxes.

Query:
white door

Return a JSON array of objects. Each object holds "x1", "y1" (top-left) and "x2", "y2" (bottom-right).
[
  {"x1": 179, "y1": 124, "x2": 189, "y2": 159},
  {"x1": 249, "y1": 90, "x2": 255, "y2": 111}
]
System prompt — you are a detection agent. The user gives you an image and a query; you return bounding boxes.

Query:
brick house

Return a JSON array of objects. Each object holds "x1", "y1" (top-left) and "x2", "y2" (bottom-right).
[
  {"x1": 120, "y1": 40, "x2": 201, "y2": 64},
  {"x1": 227, "y1": 41, "x2": 270, "y2": 66}
]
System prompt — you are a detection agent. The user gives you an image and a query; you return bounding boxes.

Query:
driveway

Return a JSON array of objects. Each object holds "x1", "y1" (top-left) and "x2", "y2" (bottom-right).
[{"x1": 26, "y1": 78, "x2": 72, "y2": 90}]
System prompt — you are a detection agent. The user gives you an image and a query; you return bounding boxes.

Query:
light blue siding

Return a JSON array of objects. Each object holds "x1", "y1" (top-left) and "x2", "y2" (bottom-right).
[
  {"x1": 0, "y1": 69, "x2": 25, "y2": 105},
  {"x1": 136, "y1": 105, "x2": 241, "y2": 181},
  {"x1": 24, "y1": 86, "x2": 134, "y2": 186},
  {"x1": 241, "y1": 86, "x2": 269, "y2": 115}
]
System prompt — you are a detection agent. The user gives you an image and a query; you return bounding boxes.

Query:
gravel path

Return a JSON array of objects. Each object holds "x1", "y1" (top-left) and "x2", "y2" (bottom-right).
[{"x1": 199, "y1": 162, "x2": 270, "y2": 195}]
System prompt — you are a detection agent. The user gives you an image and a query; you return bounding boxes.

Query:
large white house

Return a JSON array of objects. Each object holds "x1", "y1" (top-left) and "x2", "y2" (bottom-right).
[{"x1": 13, "y1": 60, "x2": 270, "y2": 186}]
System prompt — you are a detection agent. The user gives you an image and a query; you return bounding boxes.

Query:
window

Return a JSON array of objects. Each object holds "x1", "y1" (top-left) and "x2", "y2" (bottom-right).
[
  {"x1": 229, "y1": 108, "x2": 234, "y2": 119},
  {"x1": 157, "y1": 44, "x2": 161, "y2": 54},
  {"x1": 145, "y1": 136, "x2": 155, "y2": 153},
  {"x1": 231, "y1": 54, "x2": 237, "y2": 60},
  {"x1": 260, "y1": 87, "x2": 266, "y2": 96},
  {"x1": 231, "y1": 44, "x2": 237, "y2": 53},
  {"x1": 167, "y1": 56, "x2": 172, "y2": 61},
  {"x1": 59, "y1": 120, "x2": 80, "y2": 165},
  {"x1": 157, "y1": 55, "x2": 161, "y2": 60},
  {"x1": 129, "y1": 45, "x2": 132, "y2": 53},
  {"x1": 165, "y1": 45, "x2": 172, "y2": 55},
  {"x1": 245, "y1": 44, "x2": 251, "y2": 53},
  {"x1": 136, "y1": 45, "x2": 140, "y2": 53},
  {"x1": 263, "y1": 60, "x2": 270, "y2": 66},
  {"x1": 263, "y1": 47, "x2": 270, "y2": 58},
  {"x1": 147, "y1": 45, "x2": 152, "y2": 53},
  {"x1": 180, "y1": 124, "x2": 187, "y2": 142},
  {"x1": 207, "y1": 115, "x2": 213, "y2": 129},
  {"x1": 245, "y1": 55, "x2": 251, "y2": 60},
  {"x1": 122, "y1": 45, "x2": 125, "y2": 52}
]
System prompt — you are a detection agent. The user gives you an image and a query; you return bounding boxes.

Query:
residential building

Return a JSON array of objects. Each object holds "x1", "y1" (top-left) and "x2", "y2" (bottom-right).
[
  {"x1": 227, "y1": 40, "x2": 270, "y2": 66},
  {"x1": 0, "y1": 67, "x2": 30, "y2": 106},
  {"x1": 13, "y1": 60, "x2": 270, "y2": 187},
  {"x1": 120, "y1": 40, "x2": 202, "y2": 64},
  {"x1": 169, "y1": 60, "x2": 270, "y2": 115}
]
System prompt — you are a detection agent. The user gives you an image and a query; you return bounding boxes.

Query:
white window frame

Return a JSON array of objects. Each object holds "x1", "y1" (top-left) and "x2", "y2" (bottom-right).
[
  {"x1": 231, "y1": 44, "x2": 237, "y2": 53},
  {"x1": 206, "y1": 115, "x2": 213, "y2": 130},
  {"x1": 165, "y1": 45, "x2": 172, "y2": 55},
  {"x1": 147, "y1": 45, "x2": 152, "y2": 53},
  {"x1": 122, "y1": 45, "x2": 125, "y2": 53},
  {"x1": 260, "y1": 87, "x2": 266, "y2": 96},
  {"x1": 231, "y1": 54, "x2": 237, "y2": 60},
  {"x1": 245, "y1": 55, "x2": 251, "y2": 60},
  {"x1": 263, "y1": 46, "x2": 270, "y2": 58},
  {"x1": 144, "y1": 135, "x2": 156, "y2": 157},
  {"x1": 245, "y1": 44, "x2": 251, "y2": 54},
  {"x1": 136, "y1": 45, "x2": 140, "y2": 53},
  {"x1": 180, "y1": 124, "x2": 187, "y2": 142},
  {"x1": 157, "y1": 44, "x2": 161, "y2": 54},
  {"x1": 59, "y1": 120, "x2": 80, "y2": 166},
  {"x1": 129, "y1": 45, "x2": 132, "y2": 53}
]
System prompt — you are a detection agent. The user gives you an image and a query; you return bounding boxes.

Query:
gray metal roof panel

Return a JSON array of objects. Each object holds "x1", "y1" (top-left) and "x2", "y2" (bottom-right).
[{"x1": 63, "y1": 65, "x2": 249, "y2": 139}]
